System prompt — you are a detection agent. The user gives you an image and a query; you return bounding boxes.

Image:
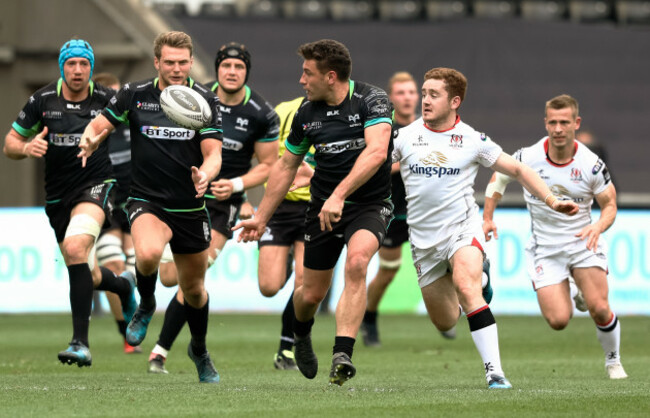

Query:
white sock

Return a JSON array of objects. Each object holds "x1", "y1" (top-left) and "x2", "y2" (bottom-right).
[
  {"x1": 151, "y1": 344, "x2": 169, "y2": 359},
  {"x1": 481, "y1": 272, "x2": 488, "y2": 289},
  {"x1": 596, "y1": 313, "x2": 621, "y2": 366},
  {"x1": 568, "y1": 280, "x2": 578, "y2": 310},
  {"x1": 467, "y1": 306, "x2": 504, "y2": 381}
]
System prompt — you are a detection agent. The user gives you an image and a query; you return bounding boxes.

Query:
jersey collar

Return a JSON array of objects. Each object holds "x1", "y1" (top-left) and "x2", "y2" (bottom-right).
[
  {"x1": 210, "y1": 82, "x2": 251, "y2": 106},
  {"x1": 544, "y1": 137, "x2": 578, "y2": 167},
  {"x1": 423, "y1": 115, "x2": 460, "y2": 133},
  {"x1": 154, "y1": 77, "x2": 195, "y2": 90},
  {"x1": 57, "y1": 78, "x2": 94, "y2": 97}
]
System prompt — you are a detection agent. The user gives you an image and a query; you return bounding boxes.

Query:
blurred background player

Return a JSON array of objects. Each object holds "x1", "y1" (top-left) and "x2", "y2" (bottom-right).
[
  {"x1": 393, "y1": 68, "x2": 579, "y2": 389},
  {"x1": 147, "y1": 41, "x2": 279, "y2": 374},
  {"x1": 482, "y1": 94, "x2": 626, "y2": 379},
  {"x1": 92, "y1": 72, "x2": 140, "y2": 354},
  {"x1": 256, "y1": 96, "x2": 316, "y2": 370},
  {"x1": 79, "y1": 31, "x2": 223, "y2": 383},
  {"x1": 3, "y1": 39, "x2": 136, "y2": 367}
]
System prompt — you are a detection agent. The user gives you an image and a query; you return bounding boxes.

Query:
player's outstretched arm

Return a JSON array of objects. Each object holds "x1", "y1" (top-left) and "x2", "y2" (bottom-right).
[
  {"x1": 232, "y1": 150, "x2": 303, "y2": 241},
  {"x1": 483, "y1": 171, "x2": 514, "y2": 241},
  {"x1": 4, "y1": 127, "x2": 49, "y2": 160},
  {"x1": 576, "y1": 183, "x2": 617, "y2": 251},
  {"x1": 78, "y1": 114, "x2": 113, "y2": 167},
  {"x1": 492, "y1": 152, "x2": 579, "y2": 216}
]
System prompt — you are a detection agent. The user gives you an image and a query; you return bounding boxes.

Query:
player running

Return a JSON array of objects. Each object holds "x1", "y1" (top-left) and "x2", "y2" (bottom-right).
[
  {"x1": 235, "y1": 39, "x2": 394, "y2": 386},
  {"x1": 482, "y1": 94, "x2": 627, "y2": 380},
  {"x1": 146, "y1": 41, "x2": 279, "y2": 374},
  {"x1": 3, "y1": 39, "x2": 136, "y2": 367},
  {"x1": 78, "y1": 31, "x2": 223, "y2": 383},
  {"x1": 393, "y1": 68, "x2": 579, "y2": 389}
]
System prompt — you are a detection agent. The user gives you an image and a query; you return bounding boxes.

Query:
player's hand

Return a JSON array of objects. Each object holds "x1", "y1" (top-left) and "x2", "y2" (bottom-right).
[
  {"x1": 24, "y1": 126, "x2": 49, "y2": 158},
  {"x1": 289, "y1": 161, "x2": 314, "y2": 191},
  {"x1": 78, "y1": 128, "x2": 108, "y2": 167},
  {"x1": 552, "y1": 200, "x2": 579, "y2": 216},
  {"x1": 576, "y1": 224, "x2": 602, "y2": 251},
  {"x1": 319, "y1": 195, "x2": 343, "y2": 231},
  {"x1": 191, "y1": 166, "x2": 208, "y2": 198},
  {"x1": 483, "y1": 219, "x2": 499, "y2": 242},
  {"x1": 210, "y1": 179, "x2": 234, "y2": 200},
  {"x1": 239, "y1": 200, "x2": 254, "y2": 220},
  {"x1": 232, "y1": 217, "x2": 265, "y2": 242}
]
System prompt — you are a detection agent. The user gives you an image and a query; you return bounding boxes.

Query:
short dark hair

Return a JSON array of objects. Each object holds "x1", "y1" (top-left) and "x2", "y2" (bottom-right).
[
  {"x1": 297, "y1": 39, "x2": 351, "y2": 81},
  {"x1": 424, "y1": 67, "x2": 467, "y2": 103}
]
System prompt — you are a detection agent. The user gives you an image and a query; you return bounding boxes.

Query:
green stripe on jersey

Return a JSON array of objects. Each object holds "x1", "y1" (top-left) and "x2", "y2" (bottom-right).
[
  {"x1": 364, "y1": 117, "x2": 392, "y2": 128},
  {"x1": 284, "y1": 137, "x2": 310, "y2": 155},
  {"x1": 12, "y1": 121, "x2": 42, "y2": 138}
]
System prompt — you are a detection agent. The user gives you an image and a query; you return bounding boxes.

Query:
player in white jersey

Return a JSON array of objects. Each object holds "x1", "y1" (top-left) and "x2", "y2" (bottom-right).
[
  {"x1": 482, "y1": 94, "x2": 626, "y2": 380},
  {"x1": 393, "y1": 68, "x2": 579, "y2": 389}
]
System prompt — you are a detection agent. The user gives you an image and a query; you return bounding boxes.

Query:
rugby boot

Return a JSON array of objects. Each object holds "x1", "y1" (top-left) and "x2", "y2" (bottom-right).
[
  {"x1": 329, "y1": 352, "x2": 356, "y2": 386},
  {"x1": 58, "y1": 340, "x2": 92, "y2": 367},
  {"x1": 126, "y1": 303, "x2": 155, "y2": 346},
  {"x1": 294, "y1": 333, "x2": 318, "y2": 379},
  {"x1": 187, "y1": 344, "x2": 220, "y2": 383}
]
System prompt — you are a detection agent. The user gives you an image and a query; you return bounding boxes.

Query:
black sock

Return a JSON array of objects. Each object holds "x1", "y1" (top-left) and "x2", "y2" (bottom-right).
[
  {"x1": 363, "y1": 310, "x2": 378, "y2": 325},
  {"x1": 184, "y1": 295, "x2": 209, "y2": 357},
  {"x1": 279, "y1": 292, "x2": 295, "y2": 352},
  {"x1": 135, "y1": 267, "x2": 158, "y2": 309},
  {"x1": 116, "y1": 319, "x2": 127, "y2": 338},
  {"x1": 67, "y1": 263, "x2": 94, "y2": 347},
  {"x1": 467, "y1": 306, "x2": 496, "y2": 332},
  {"x1": 157, "y1": 293, "x2": 186, "y2": 351},
  {"x1": 293, "y1": 316, "x2": 314, "y2": 338},
  {"x1": 96, "y1": 266, "x2": 131, "y2": 305},
  {"x1": 333, "y1": 336, "x2": 355, "y2": 358}
]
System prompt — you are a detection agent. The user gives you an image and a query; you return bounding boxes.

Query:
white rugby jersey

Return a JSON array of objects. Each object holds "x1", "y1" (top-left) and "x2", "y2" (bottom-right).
[
  {"x1": 393, "y1": 116, "x2": 502, "y2": 249},
  {"x1": 514, "y1": 137, "x2": 612, "y2": 246}
]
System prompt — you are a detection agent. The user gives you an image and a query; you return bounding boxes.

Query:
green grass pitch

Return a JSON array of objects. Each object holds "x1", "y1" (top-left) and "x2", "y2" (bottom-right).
[{"x1": 1, "y1": 313, "x2": 649, "y2": 417}]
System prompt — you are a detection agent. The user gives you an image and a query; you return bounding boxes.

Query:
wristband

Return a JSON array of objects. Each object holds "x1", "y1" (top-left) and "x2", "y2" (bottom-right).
[
  {"x1": 544, "y1": 193, "x2": 557, "y2": 208},
  {"x1": 231, "y1": 177, "x2": 244, "y2": 193}
]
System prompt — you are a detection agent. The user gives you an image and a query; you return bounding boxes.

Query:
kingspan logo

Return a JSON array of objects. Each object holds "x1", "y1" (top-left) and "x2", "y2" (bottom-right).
[
  {"x1": 141, "y1": 126, "x2": 195, "y2": 140},
  {"x1": 409, "y1": 150, "x2": 460, "y2": 178},
  {"x1": 316, "y1": 138, "x2": 365, "y2": 154}
]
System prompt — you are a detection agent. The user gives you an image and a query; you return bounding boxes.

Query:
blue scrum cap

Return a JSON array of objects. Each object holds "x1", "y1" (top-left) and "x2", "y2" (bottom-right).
[{"x1": 58, "y1": 39, "x2": 95, "y2": 81}]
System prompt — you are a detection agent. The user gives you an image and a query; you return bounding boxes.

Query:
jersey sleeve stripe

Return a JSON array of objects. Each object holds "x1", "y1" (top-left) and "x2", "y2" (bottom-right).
[
  {"x1": 364, "y1": 117, "x2": 392, "y2": 128},
  {"x1": 257, "y1": 136, "x2": 279, "y2": 143},
  {"x1": 285, "y1": 138, "x2": 310, "y2": 155},
  {"x1": 12, "y1": 121, "x2": 40, "y2": 138},
  {"x1": 105, "y1": 108, "x2": 129, "y2": 125}
]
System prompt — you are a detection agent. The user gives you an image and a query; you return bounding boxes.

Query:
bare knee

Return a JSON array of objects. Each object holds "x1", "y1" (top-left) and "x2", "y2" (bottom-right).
[
  {"x1": 345, "y1": 254, "x2": 369, "y2": 279},
  {"x1": 159, "y1": 263, "x2": 178, "y2": 287},
  {"x1": 136, "y1": 248, "x2": 163, "y2": 274},
  {"x1": 545, "y1": 315, "x2": 570, "y2": 331},
  {"x1": 589, "y1": 301, "x2": 612, "y2": 324},
  {"x1": 259, "y1": 283, "x2": 280, "y2": 298}
]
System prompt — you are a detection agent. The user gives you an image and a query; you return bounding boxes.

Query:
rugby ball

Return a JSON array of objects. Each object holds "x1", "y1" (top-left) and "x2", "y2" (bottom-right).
[{"x1": 160, "y1": 85, "x2": 212, "y2": 130}]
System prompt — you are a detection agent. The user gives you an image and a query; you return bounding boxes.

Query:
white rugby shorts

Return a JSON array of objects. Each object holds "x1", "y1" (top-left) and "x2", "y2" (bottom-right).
[
  {"x1": 526, "y1": 239, "x2": 608, "y2": 290},
  {"x1": 410, "y1": 214, "x2": 486, "y2": 289}
]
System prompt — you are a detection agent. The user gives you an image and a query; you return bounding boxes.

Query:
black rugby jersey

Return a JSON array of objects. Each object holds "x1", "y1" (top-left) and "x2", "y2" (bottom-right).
[
  {"x1": 207, "y1": 82, "x2": 279, "y2": 195},
  {"x1": 12, "y1": 79, "x2": 114, "y2": 202},
  {"x1": 286, "y1": 80, "x2": 393, "y2": 203},
  {"x1": 106, "y1": 123, "x2": 132, "y2": 205},
  {"x1": 102, "y1": 77, "x2": 223, "y2": 209}
]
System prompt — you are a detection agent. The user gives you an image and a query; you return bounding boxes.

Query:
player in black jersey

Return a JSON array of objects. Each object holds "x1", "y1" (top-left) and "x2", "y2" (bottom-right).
[
  {"x1": 3, "y1": 39, "x2": 136, "y2": 367},
  {"x1": 360, "y1": 72, "x2": 418, "y2": 347},
  {"x1": 147, "y1": 41, "x2": 280, "y2": 374},
  {"x1": 78, "y1": 31, "x2": 224, "y2": 383},
  {"x1": 235, "y1": 39, "x2": 393, "y2": 386},
  {"x1": 92, "y1": 72, "x2": 141, "y2": 354}
]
